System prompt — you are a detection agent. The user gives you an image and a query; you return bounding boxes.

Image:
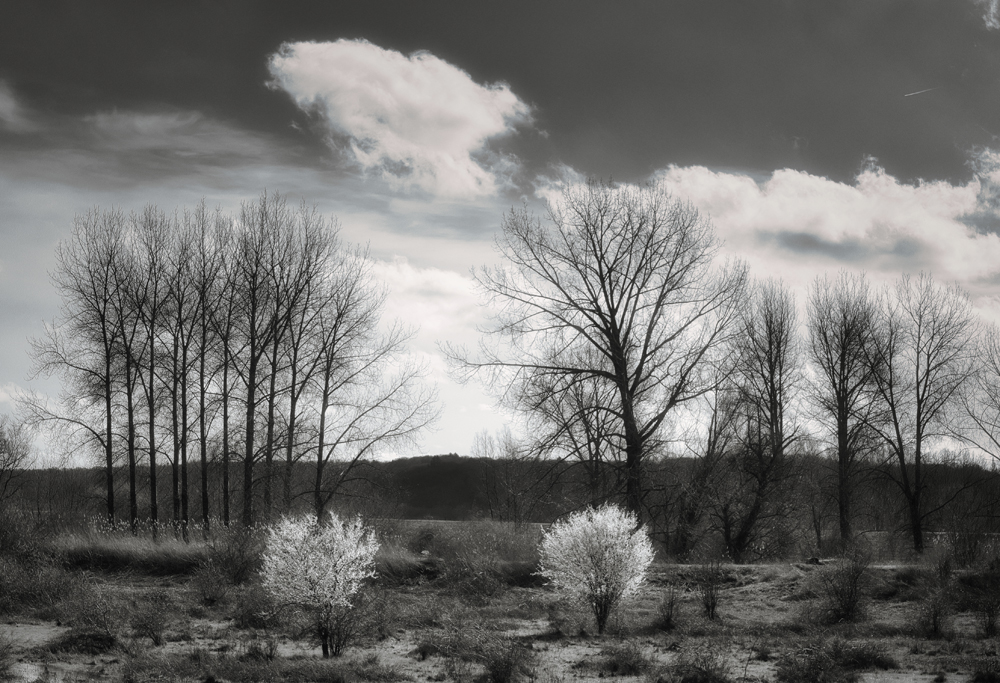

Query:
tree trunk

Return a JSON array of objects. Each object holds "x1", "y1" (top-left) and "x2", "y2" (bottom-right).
[
  {"x1": 199, "y1": 318, "x2": 209, "y2": 532},
  {"x1": 221, "y1": 349, "x2": 230, "y2": 526},
  {"x1": 314, "y1": 385, "x2": 330, "y2": 521},
  {"x1": 125, "y1": 357, "x2": 138, "y2": 535},
  {"x1": 837, "y1": 407, "x2": 852, "y2": 543},
  {"x1": 104, "y1": 355, "x2": 115, "y2": 524},
  {"x1": 242, "y1": 351, "x2": 258, "y2": 526},
  {"x1": 263, "y1": 335, "x2": 279, "y2": 519},
  {"x1": 180, "y1": 350, "x2": 190, "y2": 542},
  {"x1": 148, "y1": 340, "x2": 158, "y2": 535}
]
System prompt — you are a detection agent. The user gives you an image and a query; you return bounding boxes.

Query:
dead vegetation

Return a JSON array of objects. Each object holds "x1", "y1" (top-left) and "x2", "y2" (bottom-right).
[{"x1": 3, "y1": 520, "x2": 1000, "y2": 682}]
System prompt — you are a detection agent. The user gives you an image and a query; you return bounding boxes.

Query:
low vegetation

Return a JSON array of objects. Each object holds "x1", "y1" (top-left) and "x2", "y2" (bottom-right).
[{"x1": 2, "y1": 513, "x2": 1000, "y2": 682}]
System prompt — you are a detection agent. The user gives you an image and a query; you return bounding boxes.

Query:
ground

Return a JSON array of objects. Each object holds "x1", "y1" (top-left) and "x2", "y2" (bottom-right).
[{"x1": 3, "y1": 556, "x2": 1000, "y2": 683}]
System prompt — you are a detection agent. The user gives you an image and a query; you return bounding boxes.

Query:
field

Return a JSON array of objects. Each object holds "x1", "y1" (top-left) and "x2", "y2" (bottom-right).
[{"x1": 3, "y1": 518, "x2": 1000, "y2": 683}]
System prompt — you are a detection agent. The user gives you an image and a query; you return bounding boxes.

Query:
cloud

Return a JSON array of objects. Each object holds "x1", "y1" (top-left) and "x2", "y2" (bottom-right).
[
  {"x1": 650, "y1": 162, "x2": 1000, "y2": 297},
  {"x1": 371, "y1": 257, "x2": 484, "y2": 353},
  {"x1": 368, "y1": 257, "x2": 509, "y2": 454},
  {"x1": 0, "y1": 81, "x2": 38, "y2": 133},
  {"x1": 84, "y1": 109, "x2": 281, "y2": 163},
  {"x1": 268, "y1": 39, "x2": 532, "y2": 199},
  {"x1": 535, "y1": 157, "x2": 1000, "y2": 317},
  {"x1": 974, "y1": 0, "x2": 1000, "y2": 29}
]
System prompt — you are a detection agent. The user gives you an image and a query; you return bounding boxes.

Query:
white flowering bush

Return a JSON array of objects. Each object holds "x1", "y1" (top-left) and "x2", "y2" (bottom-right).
[
  {"x1": 538, "y1": 504, "x2": 654, "y2": 634},
  {"x1": 261, "y1": 512, "x2": 379, "y2": 657}
]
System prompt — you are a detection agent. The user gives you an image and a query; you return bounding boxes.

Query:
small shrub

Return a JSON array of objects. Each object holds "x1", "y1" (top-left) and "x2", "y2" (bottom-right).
[
  {"x1": 0, "y1": 509, "x2": 46, "y2": 561},
  {"x1": 230, "y1": 583, "x2": 279, "y2": 629},
  {"x1": 775, "y1": 639, "x2": 896, "y2": 683},
  {"x1": 775, "y1": 645, "x2": 850, "y2": 683},
  {"x1": 655, "y1": 585, "x2": 679, "y2": 631},
  {"x1": 0, "y1": 557, "x2": 76, "y2": 614},
  {"x1": 973, "y1": 656, "x2": 1000, "y2": 683},
  {"x1": 698, "y1": 562, "x2": 723, "y2": 620},
  {"x1": 600, "y1": 641, "x2": 651, "y2": 675},
  {"x1": 949, "y1": 531, "x2": 984, "y2": 569},
  {"x1": 238, "y1": 634, "x2": 278, "y2": 662},
  {"x1": 959, "y1": 568, "x2": 1000, "y2": 638},
  {"x1": 131, "y1": 590, "x2": 172, "y2": 646},
  {"x1": 261, "y1": 513, "x2": 378, "y2": 658},
  {"x1": 826, "y1": 639, "x2": 897, "y2": 670},
  {"x1": 443, "y1": 625, "x2": 534, "y2": 683},
  {"x1": 62, "y1": 581, "x2": 127, "y2": 636},
  {"x1": 208, "y1": 524, "x2": 265, "y2": 585},
  {"x1": 375, "y1": 543, "x2": 430, "y2": 585},
  {"x1": 480, "y1": 635, "x2": 535, "y2": 683},
  {"x1": 192, "y1": 560, "x2": 231, "y2": 606},
  {"x1": 655, "y1": 646, "x2": 731, "y2": 683},
  {"x1": 351, "y1": 653, "x2": 410, "y2": 682},
  {"x1": 544, "y1": 600, "x2": 589, "y2": 638},
  {"x1": 979, "y1": 595, "x2": 1000, "y2": 638},
  {"x1": 819, "y1": 545, "x2": 870, "y2": 622},
  {"x1": 0, "y1": 631, "x2": 14, "y2": 681},
  {"x1": 49, "y1": 630, "x2": 119, "y2": 655},
  {"x1": 919, "y1": 585, "x2": 953, "y2": 638},
  {"x1": 538, "y1": 505, "x2": 653, "y2": 635}
]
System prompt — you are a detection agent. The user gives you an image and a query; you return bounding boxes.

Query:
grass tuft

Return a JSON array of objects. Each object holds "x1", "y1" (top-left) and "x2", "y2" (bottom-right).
[{"x1": 52, "y1": 532, "x2": 208, "y2": 575}]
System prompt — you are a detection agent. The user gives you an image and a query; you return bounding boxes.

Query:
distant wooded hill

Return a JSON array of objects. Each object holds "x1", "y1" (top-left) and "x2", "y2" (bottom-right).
[
  {"x1": 9, "y1": 452, "x2": 1000, "y2": 563},
  {"x1": 12, "y1": 454, "x2": 574, "y2": 523}
]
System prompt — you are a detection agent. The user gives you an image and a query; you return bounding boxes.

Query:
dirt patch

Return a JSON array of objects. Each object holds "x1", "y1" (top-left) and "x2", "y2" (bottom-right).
[{"x1": 0, "y1": 622, "x2": 69, "y2": 650}]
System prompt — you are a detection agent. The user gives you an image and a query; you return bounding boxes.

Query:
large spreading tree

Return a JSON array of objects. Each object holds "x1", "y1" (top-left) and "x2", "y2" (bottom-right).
[{"x1": 453, "y1": 180, "x2": 747, "y2": 517}]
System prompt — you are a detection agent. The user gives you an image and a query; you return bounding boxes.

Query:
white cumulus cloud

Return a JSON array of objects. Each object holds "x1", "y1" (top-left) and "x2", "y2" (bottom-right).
[
  {"x1": 268, "y1": 39, "x2": 532, "y2": 199},
  {"x1": 537, "y1": 159, "x2": 1000, "y2": 317},
  {"x1": 653, "y1": 162, "x2": 1000, "y2": 298}
]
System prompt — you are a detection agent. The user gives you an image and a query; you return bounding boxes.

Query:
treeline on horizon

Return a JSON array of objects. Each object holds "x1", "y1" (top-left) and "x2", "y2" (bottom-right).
[{"x1": 6, "y1": 452, "x2": 1000, "y2": 562}]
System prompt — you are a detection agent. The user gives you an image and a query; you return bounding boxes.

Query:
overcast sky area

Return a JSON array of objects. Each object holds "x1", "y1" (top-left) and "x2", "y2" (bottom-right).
[{"x1": 3, "y1": 1, "x2": 1000, "y2": 463}]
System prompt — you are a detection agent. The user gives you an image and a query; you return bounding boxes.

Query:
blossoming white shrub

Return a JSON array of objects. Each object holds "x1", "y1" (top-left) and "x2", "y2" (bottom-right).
[
  {"x1": 538, "y1": 504, "x2": 654, "y2": 634},
  {"x1": 261, "y1": 512, "x2": 379, "y2": 657}
]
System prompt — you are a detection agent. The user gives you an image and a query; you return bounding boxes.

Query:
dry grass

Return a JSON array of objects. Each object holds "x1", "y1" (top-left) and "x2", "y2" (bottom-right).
[{"x1": 50, "y1": 531, "x2": 209, "y2": 574}]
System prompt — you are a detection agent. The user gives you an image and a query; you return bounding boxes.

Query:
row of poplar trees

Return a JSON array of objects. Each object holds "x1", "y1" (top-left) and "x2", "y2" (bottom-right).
[{"x1": 24, "y1": 193, "x2": 436, "y2": 531}]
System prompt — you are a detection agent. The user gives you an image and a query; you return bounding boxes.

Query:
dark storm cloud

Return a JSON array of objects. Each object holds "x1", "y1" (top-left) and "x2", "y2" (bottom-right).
[
  {"x1": 763, "y1": 230, "x2": 931, "y2": 267},
  {"x1": 2, "y1": 1, "x2": 999, "y2": 188}
]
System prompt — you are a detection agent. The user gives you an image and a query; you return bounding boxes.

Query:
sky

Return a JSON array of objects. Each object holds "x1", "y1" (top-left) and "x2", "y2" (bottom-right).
[{"x1": 3, "y1": 1, "x2": 1000, "y2": 462}]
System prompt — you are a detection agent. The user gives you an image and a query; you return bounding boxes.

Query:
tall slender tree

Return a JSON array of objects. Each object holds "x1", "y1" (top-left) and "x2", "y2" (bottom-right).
[
  {"x1": 863, "y1": 273, "x2": 979, "y2": 553},
  {"x1": 806, "y1": 271, "x2": 878, "y2": 544}
]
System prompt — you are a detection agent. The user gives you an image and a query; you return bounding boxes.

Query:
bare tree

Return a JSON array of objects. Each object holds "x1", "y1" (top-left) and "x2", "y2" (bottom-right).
[
  {"x1": 806, "y1": 271, "x2": 879, "y2": 544},
  {"x1": 958, "y1": 323, "x2": 1000, "y2": 460},
  {"x1": 208, "y1": 219, "x2": 243, "y2": 526},
  {"x1": 109, "y1": 229, "x2": 146, "y2": 533},
  {"x1": 310, "y1": 250, "x2": 438, "y2": 520},
  {"x1": 520, "y1": 366, "x2": 622, "y2": 508},
  {"x1": 863, "y1": 273, "x2": 979, "y2": 553},
  {"x1": 646, "y1": 380, "x2": 737, "y2": 560},
  {"x1": 232, "y1": 194, "x2": 286, "y2": 525},
  {"x1": 280, "y1": 213, "x2": 339, "y2": 512},
  {"x1": 711, "y1": 279, "x2": 801, "y2": 562},
  {"x1": 0, "y1": 416, "x2": 32, "y2": 507},
  {"x1": 27, "y1": 209, "x2": 126, "y2": 522},
  {"x1": 474, "y1": 427, "x2": 555, "y2": 524},
  {"x1": 453, "y1": 181, "x2": 747, "y2": 518},
  {"x1": 133, "y1": 207, "x2": 172, "y2": 530}
]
